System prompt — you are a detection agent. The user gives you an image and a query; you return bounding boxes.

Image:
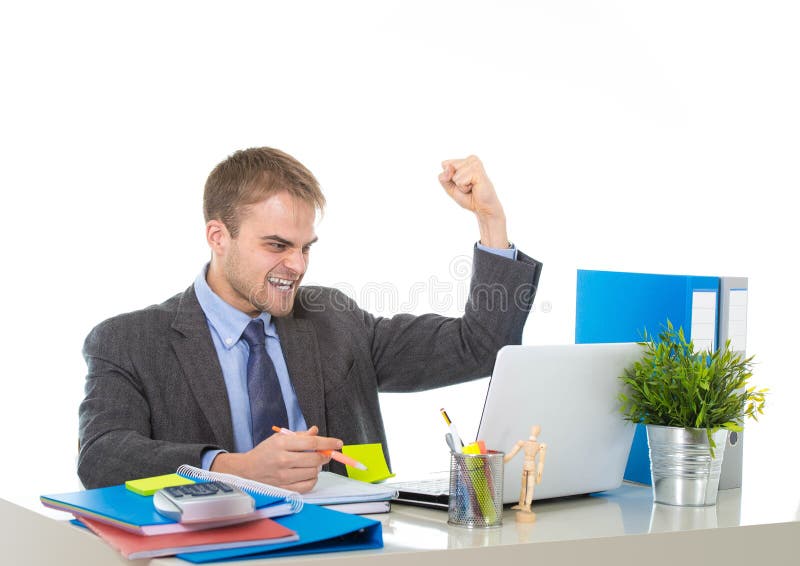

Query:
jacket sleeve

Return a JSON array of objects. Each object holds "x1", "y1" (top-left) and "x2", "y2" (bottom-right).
[
  {"x1": 78, "y1": 318, "x2": 219, "y2": 489},
  {"x1": 363, "y1": 247, "x2": 543, "y2": 392}
]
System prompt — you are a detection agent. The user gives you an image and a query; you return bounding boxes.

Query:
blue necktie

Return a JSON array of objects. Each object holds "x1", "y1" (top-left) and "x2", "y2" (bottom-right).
[{"x1": 241, "y1": 319, "x2": 289, "y2": 445}]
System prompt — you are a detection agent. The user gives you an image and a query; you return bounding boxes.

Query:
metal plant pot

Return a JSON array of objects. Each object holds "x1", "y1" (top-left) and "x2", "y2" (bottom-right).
[{"x1": 646, "y1": 424, "x2": 728, "y2": 506}]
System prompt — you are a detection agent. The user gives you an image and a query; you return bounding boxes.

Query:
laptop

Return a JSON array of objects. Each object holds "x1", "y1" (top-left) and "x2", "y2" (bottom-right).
[{"x1": 389, "y1": 343, "x2": 641, "y2": 508}]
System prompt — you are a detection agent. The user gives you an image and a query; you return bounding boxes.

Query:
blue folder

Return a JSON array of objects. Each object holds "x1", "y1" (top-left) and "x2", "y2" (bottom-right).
[
  {"x1": 177, "y1": 503, "x2": 383, "y2": 562},
  {"x1": 575, "y1": 269, "x2": 720, "y2": 484},
  {"x1": 41, "y1": 483, "x2": 295, "y2": 534}
]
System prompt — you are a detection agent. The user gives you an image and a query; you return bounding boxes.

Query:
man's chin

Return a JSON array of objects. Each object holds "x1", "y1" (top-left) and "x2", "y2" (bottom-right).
[{"x1": 252, "y1": 292, "x2": 297, "y2": 317}]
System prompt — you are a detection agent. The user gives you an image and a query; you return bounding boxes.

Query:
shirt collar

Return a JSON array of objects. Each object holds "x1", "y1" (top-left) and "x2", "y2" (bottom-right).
[{"x1": 194, "y1": 264, "x2": 275, "y2": 350}]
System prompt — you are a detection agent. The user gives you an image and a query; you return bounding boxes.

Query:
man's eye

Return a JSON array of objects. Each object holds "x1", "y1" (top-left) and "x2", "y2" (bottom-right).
[
  {"x1": 270, "y1": 243, "x2": 287, "y2": 251},
  {"x1": 302, "y1": 246, "x2": 312, "y2": 254}
]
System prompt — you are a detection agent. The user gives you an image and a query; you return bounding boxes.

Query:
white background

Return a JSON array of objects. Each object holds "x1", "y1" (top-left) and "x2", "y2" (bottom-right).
[{"x1": 1, "y1": 1, "x2": 798, "y2": 521}]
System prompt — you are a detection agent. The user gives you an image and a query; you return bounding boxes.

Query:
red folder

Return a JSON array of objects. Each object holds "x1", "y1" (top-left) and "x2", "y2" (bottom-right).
[{"x1": 79, "y1": 516, "x2": 298, "y2": 559}]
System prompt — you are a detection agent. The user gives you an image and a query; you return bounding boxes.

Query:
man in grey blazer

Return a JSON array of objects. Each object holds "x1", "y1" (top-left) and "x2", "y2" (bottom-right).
[{"x1": 78, "y1": 148, "x2": 543, "y2": 490}]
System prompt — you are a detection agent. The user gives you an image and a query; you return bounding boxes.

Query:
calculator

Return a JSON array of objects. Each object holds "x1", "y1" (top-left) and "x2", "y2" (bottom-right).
[{"x1": 153, "y1": 481, "x2": 256, "y2": 524}]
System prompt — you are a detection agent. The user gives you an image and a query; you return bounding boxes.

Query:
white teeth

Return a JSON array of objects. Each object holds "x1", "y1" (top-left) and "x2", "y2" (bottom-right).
[{"x1": 268, "y1": 277, "x2": 295, "y2": 290}]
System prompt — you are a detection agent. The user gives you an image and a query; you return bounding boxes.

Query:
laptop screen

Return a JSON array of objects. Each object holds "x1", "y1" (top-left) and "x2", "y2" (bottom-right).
[{"x1": 388, "y1": 343, "x2": 641, "y2": 507}]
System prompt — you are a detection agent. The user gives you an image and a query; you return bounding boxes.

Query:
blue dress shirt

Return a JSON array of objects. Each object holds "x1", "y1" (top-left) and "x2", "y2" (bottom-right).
[
  {"x1": 197, "y1": 242, "x2": 516, "y2": 469},
  {"x1": 477, "y1": 242, "x2": 516, "y2": 261},
  {"x1": 194, "y1": 269, "x2": 309, "y2": 469}
]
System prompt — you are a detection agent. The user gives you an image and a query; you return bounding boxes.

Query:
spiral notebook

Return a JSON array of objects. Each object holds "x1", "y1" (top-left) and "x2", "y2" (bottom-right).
[{"x1": 181, "y1": 465, "x2": 397, "y2": 514}]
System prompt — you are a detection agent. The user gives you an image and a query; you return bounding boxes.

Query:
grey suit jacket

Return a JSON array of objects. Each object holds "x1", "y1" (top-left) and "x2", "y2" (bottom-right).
[{"x1": 78, "y1": 248, "x2": 542, "y2": 488}]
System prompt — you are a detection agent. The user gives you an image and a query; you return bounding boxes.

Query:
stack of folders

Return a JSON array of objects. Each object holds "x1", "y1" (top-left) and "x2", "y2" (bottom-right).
[{"x1": 41, "y1": 465, "x2": 393, "y2": 561}]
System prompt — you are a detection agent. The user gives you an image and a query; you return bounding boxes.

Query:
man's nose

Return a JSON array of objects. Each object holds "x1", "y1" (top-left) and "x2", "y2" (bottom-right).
[{"x1": 284, "y1": 247, "x2": 307, "y2": 274}]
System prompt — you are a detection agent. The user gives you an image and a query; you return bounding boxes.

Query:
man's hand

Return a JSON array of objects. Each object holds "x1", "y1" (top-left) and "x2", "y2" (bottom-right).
[
  {"x1": 210, "y1": 425, "x2": 342, "y2": 493},
  {"x1": 438, "y1": 155, "x2": 509, "y2": 249}
]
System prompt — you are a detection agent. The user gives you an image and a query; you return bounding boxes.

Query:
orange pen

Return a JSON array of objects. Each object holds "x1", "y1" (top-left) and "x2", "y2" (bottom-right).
[{"x1": 271, "y1": 426, "x2": 368, "y2": 470}]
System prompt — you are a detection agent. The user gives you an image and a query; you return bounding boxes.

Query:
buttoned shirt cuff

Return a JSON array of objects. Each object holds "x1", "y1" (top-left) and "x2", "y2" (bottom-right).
[
  {"x1": 476, "y1": 241, "x2": 518, "y2": 261},
  {"x1": 201, "y1": 448, "x2": 227, "y2": 470}
]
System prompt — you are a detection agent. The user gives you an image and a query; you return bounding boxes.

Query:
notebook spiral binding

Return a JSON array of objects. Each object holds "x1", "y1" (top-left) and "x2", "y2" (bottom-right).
[{"x1": 177, "y1": 465, "x2": 304, "y2": 513}]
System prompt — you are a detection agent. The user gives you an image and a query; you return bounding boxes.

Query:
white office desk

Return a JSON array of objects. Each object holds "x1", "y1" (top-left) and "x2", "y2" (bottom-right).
[{"x1": 4, "y1": 484, "x2": 798, "y2": 566}]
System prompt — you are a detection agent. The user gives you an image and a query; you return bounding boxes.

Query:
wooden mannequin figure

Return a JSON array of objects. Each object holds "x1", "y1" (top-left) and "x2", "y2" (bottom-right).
[{"x1": 504, "y1": 425, "x2": 547, "y2": 522}]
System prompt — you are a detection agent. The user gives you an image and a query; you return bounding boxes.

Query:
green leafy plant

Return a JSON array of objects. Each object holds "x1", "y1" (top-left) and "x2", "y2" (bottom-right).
[{"x1": 618, "y1": 320, "x2": 767, "y2": 455}]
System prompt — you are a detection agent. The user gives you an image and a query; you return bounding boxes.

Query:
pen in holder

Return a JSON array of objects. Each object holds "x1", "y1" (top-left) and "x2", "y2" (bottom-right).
[{"x1": 447, "y1": 450, "x2": 504, "y2": 528}]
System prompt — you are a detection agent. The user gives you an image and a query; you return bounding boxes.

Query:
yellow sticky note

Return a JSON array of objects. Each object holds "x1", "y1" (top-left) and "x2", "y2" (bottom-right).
[
  {"x1": 125, "y1": 473, "x2": 195, "y2": 496},
  {"x1": 462, "y1": 440, "x2": 486, "y2": 454},
  {"x1": 341, "y1": 443, "x2": 395, "y2": 483},
  {"x1": 462, "y1": 442, "x2": 482, "y2": 455}
]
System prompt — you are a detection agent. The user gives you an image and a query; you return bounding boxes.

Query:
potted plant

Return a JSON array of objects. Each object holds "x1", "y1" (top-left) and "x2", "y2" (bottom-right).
[{"x1": 618, "y1": 320, "x2": 766, "y2": 506}]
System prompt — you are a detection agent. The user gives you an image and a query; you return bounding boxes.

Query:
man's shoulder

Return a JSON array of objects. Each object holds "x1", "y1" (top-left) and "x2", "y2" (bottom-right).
[
  {"x1": 294, "y1": 285, "x2": 361, "y2": 317},
  {"x1": 85, "y1": 287, "x2": 194, "y2": 346}
]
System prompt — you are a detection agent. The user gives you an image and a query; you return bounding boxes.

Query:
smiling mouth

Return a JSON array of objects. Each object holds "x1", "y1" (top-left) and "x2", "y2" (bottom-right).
[{"x1": 267, "y1": 276, "x2": 296, "y2": 292}]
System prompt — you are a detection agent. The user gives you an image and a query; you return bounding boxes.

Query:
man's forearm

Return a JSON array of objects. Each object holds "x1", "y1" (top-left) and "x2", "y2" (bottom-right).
[
  {"x1": 477, "y1": 212, "x2": 510, "y2": 249},
  {"x1": 78, "y1": 430, "x2": 212, "y2": 488}
]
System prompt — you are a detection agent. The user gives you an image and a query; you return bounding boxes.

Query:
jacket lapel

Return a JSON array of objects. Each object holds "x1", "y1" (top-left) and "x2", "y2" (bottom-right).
[
  {"x1": 170, "y1": 286, "x2": 235, "y2": 450},
  {"x1": 274, "y1": 314, "x2": 326, "y2": 436}
]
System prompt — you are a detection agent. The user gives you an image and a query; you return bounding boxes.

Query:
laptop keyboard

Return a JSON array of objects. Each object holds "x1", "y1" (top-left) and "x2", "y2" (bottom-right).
[{"x1": 389, "y1": 477, "x2": 450, "y2": 496}]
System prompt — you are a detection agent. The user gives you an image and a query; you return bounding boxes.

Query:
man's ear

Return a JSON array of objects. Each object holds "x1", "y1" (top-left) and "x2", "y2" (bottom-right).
[{"x1": 206, "y1": 219, "x2": 230, "y2": 255}]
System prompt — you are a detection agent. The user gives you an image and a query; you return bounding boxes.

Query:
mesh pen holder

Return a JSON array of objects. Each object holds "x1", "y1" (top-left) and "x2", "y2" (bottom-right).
[{"x1": 447, "y1": 450, "x2": 504, "y2": 528}]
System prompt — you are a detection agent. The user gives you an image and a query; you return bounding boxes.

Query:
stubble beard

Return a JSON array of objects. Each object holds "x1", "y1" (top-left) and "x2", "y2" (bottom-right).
[
  {"x1": 251, "y1": 279, "x2": 297, "y2": 317},
  {"x1": 223, "y1": 246, "x2": 297, "y2": 317}
]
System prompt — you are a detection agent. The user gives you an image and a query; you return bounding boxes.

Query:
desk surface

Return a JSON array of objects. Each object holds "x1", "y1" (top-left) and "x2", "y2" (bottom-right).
[{"x1": 5, "y1": 484, "x2": 799, "y2": 566}]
